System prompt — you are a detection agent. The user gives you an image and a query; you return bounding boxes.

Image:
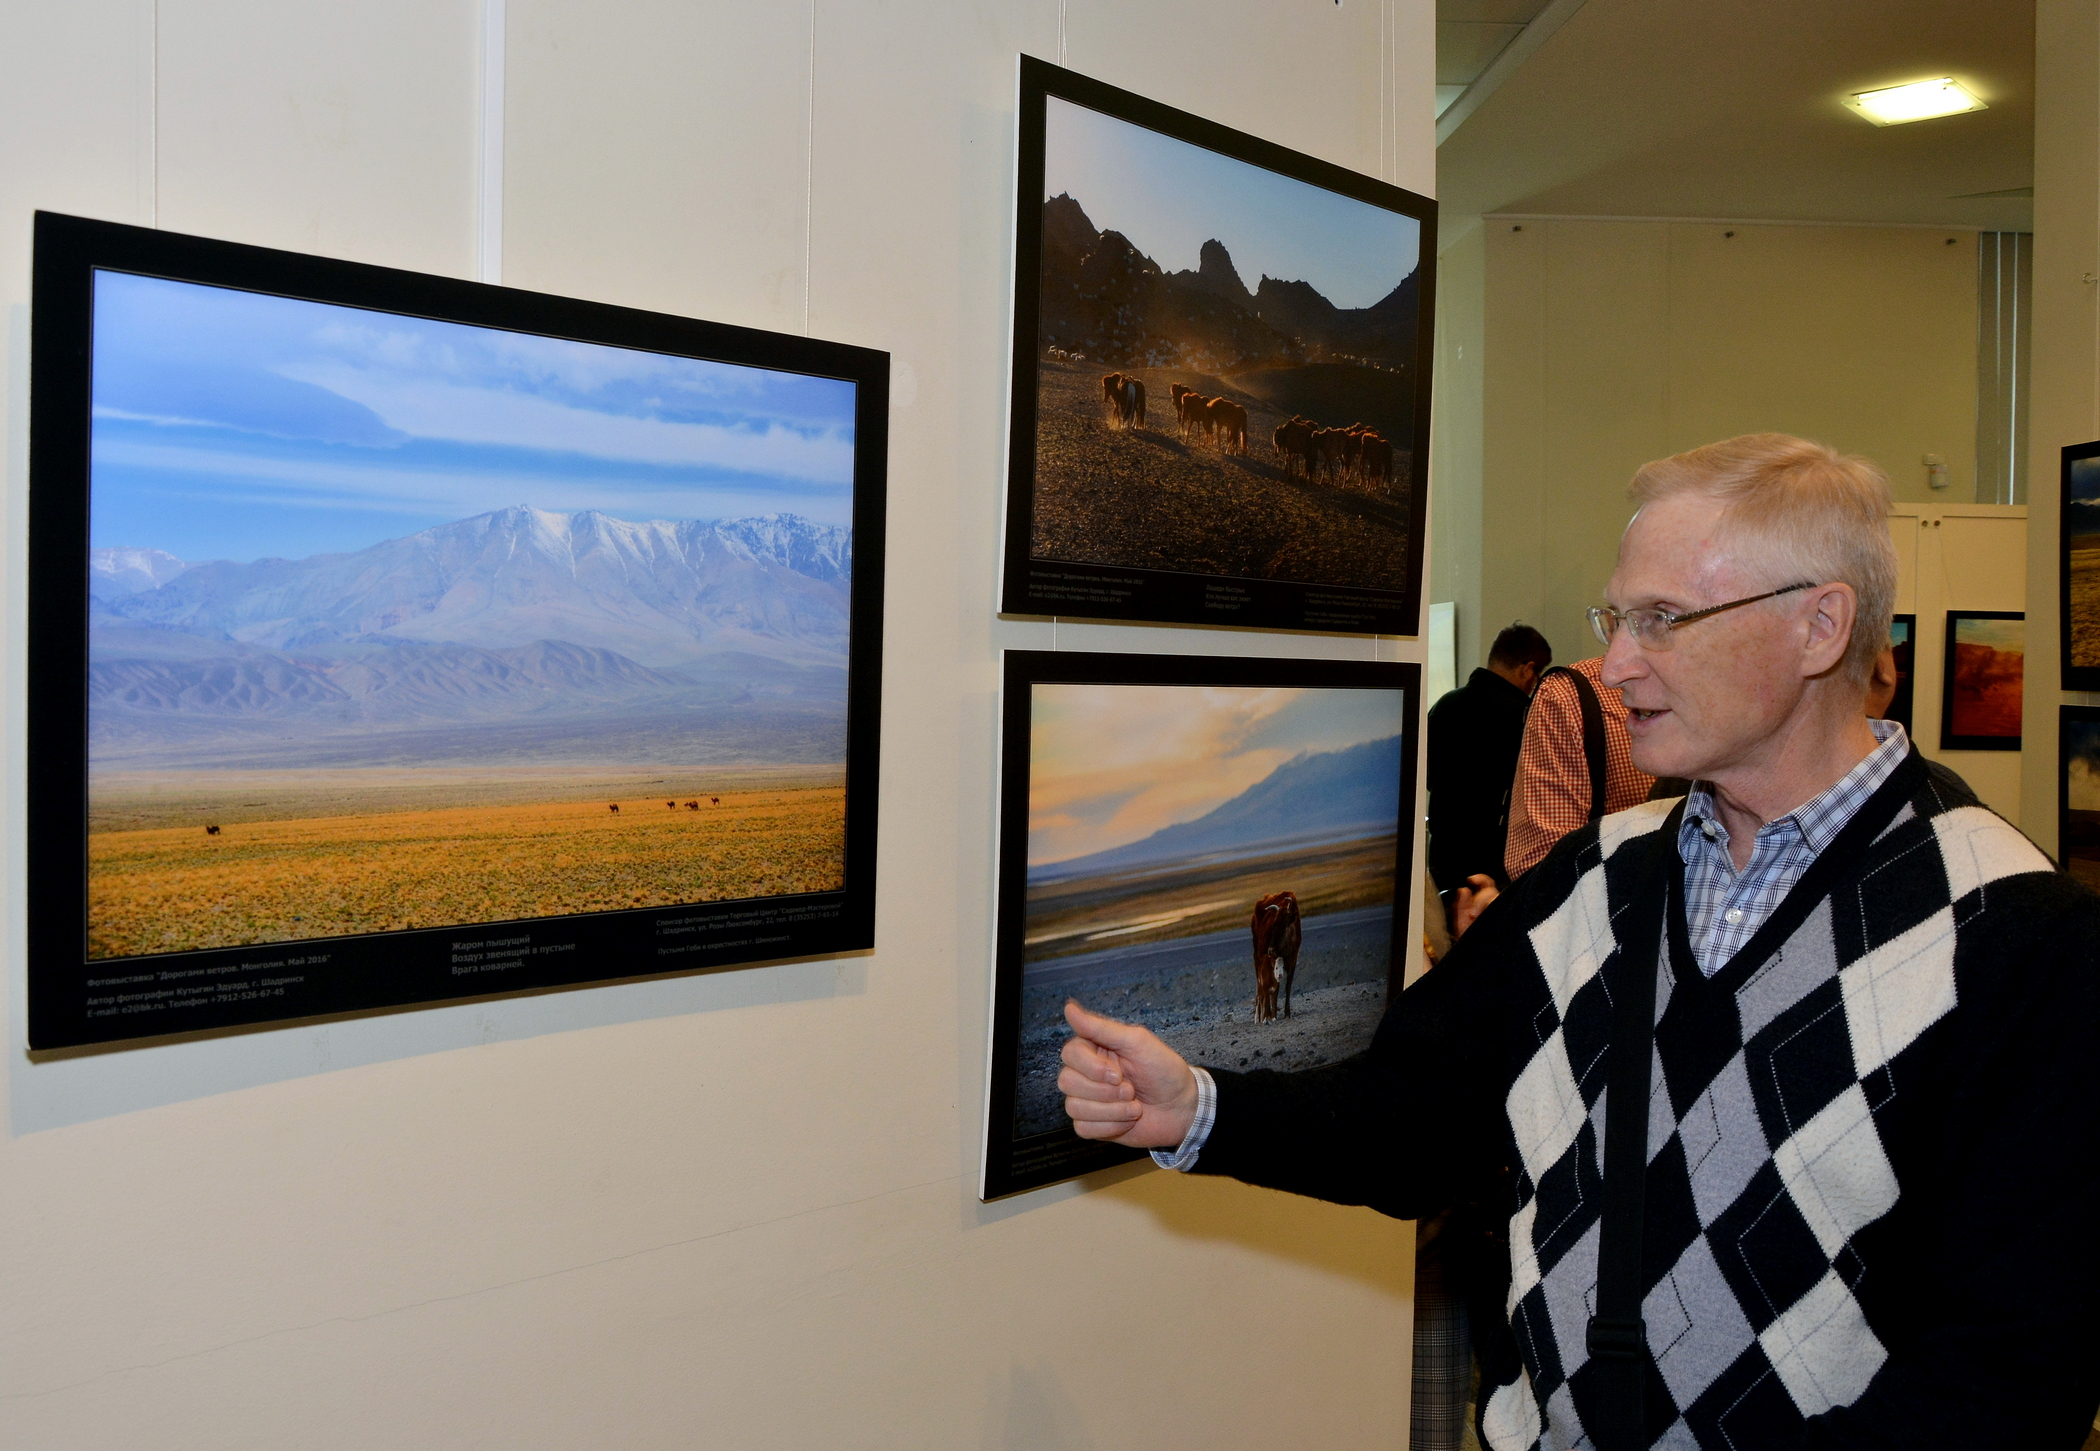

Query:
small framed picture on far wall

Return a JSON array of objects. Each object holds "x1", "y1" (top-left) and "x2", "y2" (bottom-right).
[
  {"x1": 1884, "y1": 614, "x2": 1915, "y2": 734},
  {"x1": 1940, "y1": 610, "x2": 2024, "y2": 752},
  {"x1": 2061, "y1": 707, "x2": 2100, "y2": 890}
]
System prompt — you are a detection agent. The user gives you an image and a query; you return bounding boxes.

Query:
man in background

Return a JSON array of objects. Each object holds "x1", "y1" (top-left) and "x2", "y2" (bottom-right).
[
  {"x1": 1503, "y1": 653, "x2": 1655, "y2": 879},
  {"x1": 1427, "y1": 624, "x2": 1551, "y2": 893}
]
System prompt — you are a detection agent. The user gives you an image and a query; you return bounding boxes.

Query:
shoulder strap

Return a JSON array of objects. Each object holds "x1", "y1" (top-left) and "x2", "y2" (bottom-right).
[
  {"x1": 1584, "y1": 837, "x2": 1674, "y2": 1451},
  {"x1": 1538, "y1": 666, "x2": 1610, "y2": 823}
]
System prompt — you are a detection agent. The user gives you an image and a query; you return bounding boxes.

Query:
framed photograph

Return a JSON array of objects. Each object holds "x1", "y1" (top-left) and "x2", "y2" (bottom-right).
[
  {"x1": 982, "y1": 650, "x2": 1419, "y2": 1199},
  {"x1": 1884, "y1": 613, "x2": 1915, "y2": 734},
  {"x1": 2061, "y1": 441, "x2": 2100, "y2": 691},
  {"x1": 1000, "y1": 56, "x2": 1435, "y2": 636},
  {"x1": 2059, "y1": 706, "x2": 2100, "y2": 889},
  {"x1": 1940, "y1": 610, "x2": 2024, "y2": 752},
  {"x1": 29, "y1": 211, "x2": 887, "y2": 1050}
]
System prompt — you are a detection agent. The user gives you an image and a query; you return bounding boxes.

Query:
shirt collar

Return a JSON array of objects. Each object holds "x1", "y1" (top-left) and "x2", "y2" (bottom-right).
[{"x1": 1682, "y1": 718, "x2": 1909, "y2": 853}]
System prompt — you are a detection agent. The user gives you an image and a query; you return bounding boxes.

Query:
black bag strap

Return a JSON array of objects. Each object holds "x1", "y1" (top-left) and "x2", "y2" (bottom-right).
[
  {"x1": 1537, "y1": 666, "x2": 1610, "y2": 823},
  {"x1": 1583, "y1": 859, "x2": 1672, "y2": 1451}
]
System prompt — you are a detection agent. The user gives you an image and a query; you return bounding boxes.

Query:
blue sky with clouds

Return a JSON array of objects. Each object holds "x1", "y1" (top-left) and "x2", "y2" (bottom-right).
[
  {"x1": 89, "y1": 271, "x2": 860, "y2": 564},
  {"x1": 1044, "y1": 97, "x2": 1419, "y2": 311}
]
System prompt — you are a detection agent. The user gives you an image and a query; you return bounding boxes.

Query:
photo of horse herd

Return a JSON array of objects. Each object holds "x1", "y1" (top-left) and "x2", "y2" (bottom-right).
[
  {"x1": 1024, "y1": 107, "x2": 1423, "y2": 597},
  {"x1": 1096, "y1": 370, "x2": 1399, "y2": 496}
]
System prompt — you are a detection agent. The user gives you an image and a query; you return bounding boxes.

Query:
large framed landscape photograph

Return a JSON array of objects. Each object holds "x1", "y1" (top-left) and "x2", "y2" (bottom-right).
[
  {"x1": 1000, "y1": 57, "x2": 1434, "y2": 635},
  {"x1": 28, "y1": 212, "x2": 887, "y2": 1050},
  {"x1": 2062, "y1": 440, "x2": 2100, "y2": 691},
  {"x1": 982, "y1": 650, "x2": 1418, "y2": 1199}
]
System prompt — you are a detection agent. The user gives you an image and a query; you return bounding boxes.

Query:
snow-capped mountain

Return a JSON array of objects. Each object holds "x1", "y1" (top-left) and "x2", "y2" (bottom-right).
[
  {"x1": 86, "y1": 509, "x2": 856, "y2": 769},
  {"x1": 88, "y1": 546, "x2": 188, "y2": 599},
  {"x1": 96, "y1": 507, "x2": 853, "y2": 668}
]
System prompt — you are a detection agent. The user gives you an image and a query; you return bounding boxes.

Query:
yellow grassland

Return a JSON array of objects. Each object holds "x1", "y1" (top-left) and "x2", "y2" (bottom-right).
[
  {"x1": 2072, "y1": 540, "x2": 2100, "y2": 669},
  {"x1": 88, "y1": 786, "x2": 845, "y2": 959}
]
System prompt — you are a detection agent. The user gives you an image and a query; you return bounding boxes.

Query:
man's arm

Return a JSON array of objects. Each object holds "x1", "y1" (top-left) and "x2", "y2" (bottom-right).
[
  {"x1": 1504, "y1": 674, "x2": 1588, "y2": 879},
  {"x1": 1061, "y1": 894, "x2": 1523, "y2": 1219}
]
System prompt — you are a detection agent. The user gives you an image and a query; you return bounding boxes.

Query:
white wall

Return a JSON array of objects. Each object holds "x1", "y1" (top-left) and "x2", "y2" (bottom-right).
[
  {"x1": 0, "y1": 3, "x2": 1437, "y2": 1447},
  {"x1": 2026, "y1": 0, "x2": 2100, "y2": 856},
  {"x1": 1434, "y1": 216, "x2": 1981, "y2": 677}
]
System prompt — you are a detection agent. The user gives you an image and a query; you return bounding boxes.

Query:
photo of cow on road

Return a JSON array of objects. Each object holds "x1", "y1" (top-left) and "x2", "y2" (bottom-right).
[
  {"x1": 1005, "y1": 62, "x2": 1432, "y2": 635},
  {"x1": 984, "y1": 657, "x2": 1417, "y2": 1195}
]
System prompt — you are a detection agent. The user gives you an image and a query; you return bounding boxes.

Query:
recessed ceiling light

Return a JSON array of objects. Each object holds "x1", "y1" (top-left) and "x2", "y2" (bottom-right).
[{"x1": 1846, "y1": 78, "x2": 1987, "y2": 127}]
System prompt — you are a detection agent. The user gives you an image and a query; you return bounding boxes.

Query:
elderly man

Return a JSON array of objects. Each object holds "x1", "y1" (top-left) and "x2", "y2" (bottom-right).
[{"x1": 1059, "y1": 435, "x2": 2100, "y2": 1449}]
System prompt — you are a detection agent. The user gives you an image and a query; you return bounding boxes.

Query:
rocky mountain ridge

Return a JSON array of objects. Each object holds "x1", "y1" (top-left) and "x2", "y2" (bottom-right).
[
  {"x1": 1037, "y1": 193, "x2": 1419, "y2": 373},
  {"x1": 95, "y1": 506, "x2": 853, "y2": 668},
  {"x1": 87, "y1": 507, "x2": 855, "y2": 768}
]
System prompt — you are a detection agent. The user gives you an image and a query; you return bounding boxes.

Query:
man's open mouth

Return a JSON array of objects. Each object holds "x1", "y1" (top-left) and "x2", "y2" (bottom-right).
[{"x1": 1630, "y1": 708, "x2": 1665, "y2": 721}]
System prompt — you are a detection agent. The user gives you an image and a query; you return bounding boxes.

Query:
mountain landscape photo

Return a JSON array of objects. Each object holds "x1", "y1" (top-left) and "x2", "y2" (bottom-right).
[
  {"x1": 1026, "y1": 96, "x2": 1423, "y2": 594},
  {"x1": 90, "y1": 505, "x2": 853, "y2": 772},
  {"x1": 1009, "y1": 733, "x2": 1402, "y2": 1138},
  {"x1": 87, "y1": 506, "x2": 857, "y2": 960},
  {"x1": 83, "y1": 270, "x2": 868, "y2": 958}
]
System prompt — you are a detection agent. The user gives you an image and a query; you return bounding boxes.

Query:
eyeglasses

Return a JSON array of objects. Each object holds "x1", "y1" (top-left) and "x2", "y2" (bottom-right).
[{"x1": 1587, "y1": 582, "x2": 1817, "y2": 651}]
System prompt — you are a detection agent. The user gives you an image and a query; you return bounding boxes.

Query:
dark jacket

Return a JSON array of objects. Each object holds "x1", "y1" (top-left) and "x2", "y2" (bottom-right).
[
  {"x1": 1425, "y1": 667, "x2": 1531, "y2": 892},
  {"x1": 1193, "y1": 755, "x2": 2100, "y2": 1450}
]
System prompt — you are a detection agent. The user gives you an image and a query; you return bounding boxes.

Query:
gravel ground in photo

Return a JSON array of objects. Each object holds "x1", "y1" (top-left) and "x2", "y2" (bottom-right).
[
  {"x1": 1028, "y1": 360, "x2": 1414, "y2": 591},
  {"x1": 1011, "y1": 908, "x2": 1390, "y2": 1138}
]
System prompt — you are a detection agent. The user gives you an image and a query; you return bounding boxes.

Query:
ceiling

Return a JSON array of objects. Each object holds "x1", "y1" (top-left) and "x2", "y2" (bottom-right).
[
  {"x1": 1434, "y1": 0, "x2": 2035, "y2": 233},
  {"x1": 1436, "y1": 0, "x2": 1557, "y2": 117}
]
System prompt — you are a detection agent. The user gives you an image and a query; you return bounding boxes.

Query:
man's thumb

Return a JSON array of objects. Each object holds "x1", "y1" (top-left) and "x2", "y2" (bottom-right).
[{"x1": 1064, "y1": 999, "x2": 1150, "y2": 1053}]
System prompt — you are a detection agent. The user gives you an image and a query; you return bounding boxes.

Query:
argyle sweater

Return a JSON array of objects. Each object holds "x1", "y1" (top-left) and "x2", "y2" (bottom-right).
[{"x1": 1194, "y1": 751, "x2": 2100, "y2": 1448}]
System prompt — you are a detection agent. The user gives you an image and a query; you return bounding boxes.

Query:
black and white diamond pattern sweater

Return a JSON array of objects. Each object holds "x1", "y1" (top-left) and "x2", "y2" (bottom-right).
[{"x1": 1193, "y1": 751, "x2": 2100, "y2": 1448}]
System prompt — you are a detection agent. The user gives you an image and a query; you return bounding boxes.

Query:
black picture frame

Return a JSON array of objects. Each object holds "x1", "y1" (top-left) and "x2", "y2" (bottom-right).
[
  {"x1": 2062, "y1": 440, "x2": 2100, "y2": 691},
  {"x1": 1885, "y1": 613, "x2": 1915, "y2": 734},
  {"x1": 2059, "y1": 705, "x2": 2100, "y2": 888},
  {"x1": 29, "y1": 211, "x2": 888, "y2": 1050},
  {"x1": 982, "y1": 649, "x2": 1420, "y2": 1200},
  {"x1": 1000, "y1": 56, "x2": 1435, "y2": 636},
  {"x1": 1939, "y1": 609, "x2": 2025, "y2": 752}
]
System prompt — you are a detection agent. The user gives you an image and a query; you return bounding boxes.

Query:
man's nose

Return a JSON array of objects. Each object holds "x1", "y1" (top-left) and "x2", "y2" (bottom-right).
[{"x1": 1598, "y1": 622, "x2": 1646, "y2": 688}]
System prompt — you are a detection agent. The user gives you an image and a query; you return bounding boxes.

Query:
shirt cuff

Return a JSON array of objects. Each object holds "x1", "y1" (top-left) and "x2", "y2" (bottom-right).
[{"x1": 1149, "y1": 1066, "x2": 1216, "y2": 1172}]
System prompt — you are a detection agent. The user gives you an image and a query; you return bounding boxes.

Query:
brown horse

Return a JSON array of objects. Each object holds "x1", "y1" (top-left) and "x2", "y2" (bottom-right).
[{"x1": 1250, "y1": 890, "x2": 1303, "y2": 1024}]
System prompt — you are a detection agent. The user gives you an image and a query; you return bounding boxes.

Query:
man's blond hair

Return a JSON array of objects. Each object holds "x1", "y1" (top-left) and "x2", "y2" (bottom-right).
[{"x1": 1628, "y1": 433, "x2": 1895, "y2": 683}]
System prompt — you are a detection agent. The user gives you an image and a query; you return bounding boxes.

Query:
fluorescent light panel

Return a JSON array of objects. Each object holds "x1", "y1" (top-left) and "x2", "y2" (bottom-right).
[{"x1": 1846, "y1": 78, "x2": 1986, "y2": 126}]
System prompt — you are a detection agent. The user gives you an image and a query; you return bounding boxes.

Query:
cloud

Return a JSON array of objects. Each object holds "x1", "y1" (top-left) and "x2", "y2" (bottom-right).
[
  {"x1": 277, "y1": 367, "x2": 855, "y2": 483},
  {"x1": 1025, "y1": 684, "x2": 1403, "y2": 864},
  {"x1": 1029, "y1": 687, "x2": 1301, "y2": 863},
  {"x1": 91, "y1": 437, "x2": 852, "y2": 527}
]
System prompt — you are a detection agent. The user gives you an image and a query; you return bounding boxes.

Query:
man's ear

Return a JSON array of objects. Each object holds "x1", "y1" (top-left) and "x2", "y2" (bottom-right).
[{"x1": 1801, "y1": 583, "x2": 1857, "y2": 677}]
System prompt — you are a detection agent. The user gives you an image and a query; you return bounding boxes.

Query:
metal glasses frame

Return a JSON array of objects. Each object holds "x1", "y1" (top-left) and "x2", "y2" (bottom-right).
[{"x1": 1587, "y1": 582, "x2": 1818, "y2": 651}]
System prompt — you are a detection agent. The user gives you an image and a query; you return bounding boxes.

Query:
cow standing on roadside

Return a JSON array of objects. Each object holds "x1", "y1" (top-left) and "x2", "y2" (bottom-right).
[{"x1": 1250, "y1": 890, "x2": 1303, "y2": 1024}]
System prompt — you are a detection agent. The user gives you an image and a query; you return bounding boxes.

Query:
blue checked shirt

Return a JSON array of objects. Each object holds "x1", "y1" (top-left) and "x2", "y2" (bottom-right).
[
  {"x1": 1153, "y1": 718, "x2": 1911, "y2": 1170},
  {"x1": 1677, "y1": 718, "x2": 1908, "y2": 975}
]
